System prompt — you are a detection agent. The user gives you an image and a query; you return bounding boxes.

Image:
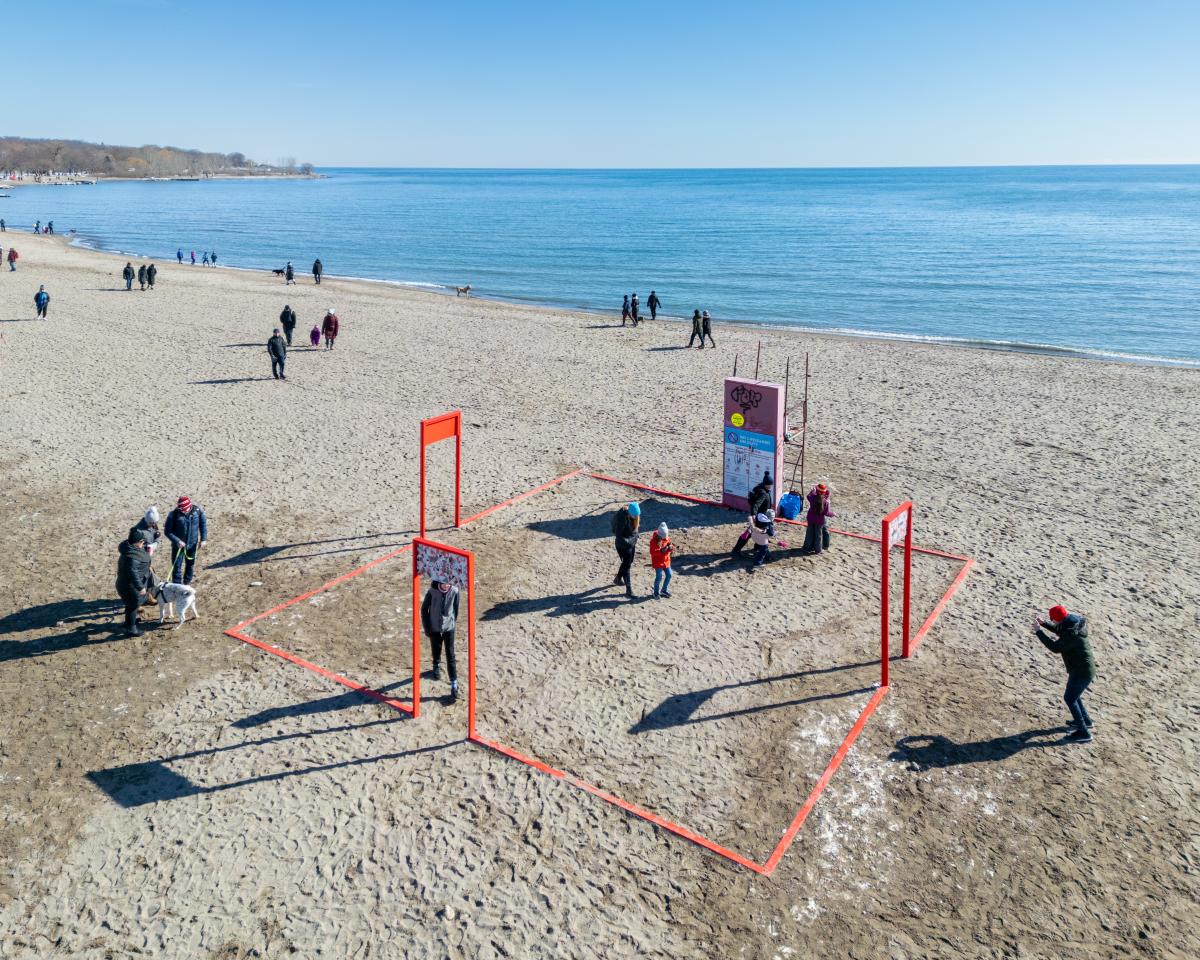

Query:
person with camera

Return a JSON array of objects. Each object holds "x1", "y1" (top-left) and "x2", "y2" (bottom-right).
[{"x1": 1033, "y1": 605, "x2": 1096, "y2": 742}]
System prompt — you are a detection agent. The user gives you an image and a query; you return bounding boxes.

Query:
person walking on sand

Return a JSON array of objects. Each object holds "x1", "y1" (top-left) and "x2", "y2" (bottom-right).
[
  {"x1": 801, "y1": 483, "x2": 836, "y2": 555},
  {"x1": 115, "y1": 528, "x2": 153, "y2": 636},
  {"x1": 177, "y1": 248, "x2": 184, "y2": 264},
  {"x1": 201, "y1": 251, "x2": 210, "y2": 267},
  {"x1": 631, "y1": 292, "x2": 640, "y2": 325},
  {"x1": 688, "y1": 309, "x2": 703, "y2": 347},
  {"x1": 749, "y1": 511, "x2": 776, "y2": 568},
  {"x1": 731, "y1": 473, "x2": 774, "y2": 555},
  {"x1": 6, "y1": 247, "x2": 17, "y2": 271},
  {"x1": 165, "y1": 495, "x2": 208, "y2": 586},
  {"x1": 122, "y1": 262, "x2": 135, "y2": 290},
  {"x1": 1033, "y1": 605, "x2": 1096, "y2": 742},
  {"x1": 321, "y1": 308, "x2": 339, "y2": 350},
  {"x1": 421, "y1": 579, "x2": 462, "y2": 701},
  {"x1": 268, "y1": 327, "x2": 287, "y2": 380},
  {"x1": 649, "y1": 522, "x2": 674, "y2": 599},
  {"x1": 190, "y1": 250, "x2": 196, "y2": 265},
  {"x1": 647, "y1": 290, "x2": 661, "y2": 321},
  {"x1": 34, "y1": 285, "x2": 49, "y2": 319},
  {"x1": 701, "y1": 310, "x2": 716, "y2": 348},
  {"x1": 146, "y1": 263, "x2": 157, "y2": 290},
  {"x1": 611, "y1": 501, "x2": 641, "y2": 599},
  {"x1": 285, "y1": 261, "x2": 295, "y2": 285},
  {"x1": 621, "y1": 295, "x2": 631, "y2": 325},
  {"x1": 34, "y1": 220, "x2": 40, "y2": 234},
  {"x1": 279, "y1": 304, "x2": 298, "y2": 345},
  {"x1": 137, "y1": 263, "x2": 147, "y2": 290},
  {"x1": 309, "y1": 323, "x2": 321, "y2": 347},
  {"x1": 1, "y1": 219, "x2": 6, "y2": 232},
  {"x1": 47, "y1": 221, "x2": 53, "y2": 235},
  {"x1": 312, "y1": 258, "x2": 323, "y2": 285}
]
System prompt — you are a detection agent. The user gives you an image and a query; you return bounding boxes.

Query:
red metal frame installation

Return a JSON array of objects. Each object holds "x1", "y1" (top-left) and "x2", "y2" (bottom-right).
[
  {"x1": 419, "y1": 410, "x2": 462, "y2": 537},
  {"x1": 224, "y1": 468, "x2": 973, "y2": 875}
]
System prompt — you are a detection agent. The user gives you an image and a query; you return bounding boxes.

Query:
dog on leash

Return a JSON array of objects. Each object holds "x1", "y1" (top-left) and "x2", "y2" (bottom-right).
[
  {"x1": 153, "y1": 580, "x2": 199, "y2": 627},
  {"x1": 271, "y1": 268, "x2": 286, "y2": 277},
  {"x1": 455, "y1": 285, "x2": 472, "y2": 297}
]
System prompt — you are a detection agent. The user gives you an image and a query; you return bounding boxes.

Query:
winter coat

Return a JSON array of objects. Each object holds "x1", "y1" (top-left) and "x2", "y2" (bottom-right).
[
  {"x1": 648, "y1": 532, "x2": 673, "y2": 569},
  {"x1": 322, "y1": 313, "x2": 339, "y2": 338},
  {"x1": 115, "y1": 539, "x2": 152, "y2": 598},
  {"x1": 747, "y1": 481, "x2": 774, "y2": 517},
  {"x1": 268, "y1": 334, "x2": 287, "y2": 360},
  {"x1": 691, "y1": 312, "x2": 702, "y2": 333},
  {"x1": 749, "y1": 516, "x2": 772, "y2": 547},
  {"x1": 285, "y1": 264, "x2": 294, "y2": 280},
  {"x1": 312, "y1": 259, "x2": 323, "y2": 276},
  {"x1": 421, "y1": 585, "x2": 460, "y2": 635},
  {"x1": 137, "y1": 265, "x2": 147, "y2": 283},
  {"x1": 1037, "y1": 614, "x2": 1095, "y2": 679},
  {"x1": 702, "y1": 314, "x2": 714, "y2": 333},
  {"x1": 147, "y1": 264, "x2": 157, "y2": 283},
  {"x1": 34, "y1": 290, "x2": 49, "y2": 309},
  {"x1": 279, "y1": 307, "x2": 297, "y2": 330},
  {"x1": 648, "y1": 293, "x2": 661, "y2": 311},
  {"x1": 611, "y1": 507, "x2": 639, "y2": 552},
  {"x1": 122, "y1": 264, "x2": 134, "y2": 280},
  {"x1": 165, "y1": 505, "x2": 208, "y2": 550},
  {"x1": 6, "y1": 249, "x2": 17, "y2": 263},
  {"x1": 130, "y1": 516, "x2": 161, "y2": 548},
  {"x1": 805, "y1": 489, "x2": 835, "y2": 526}
]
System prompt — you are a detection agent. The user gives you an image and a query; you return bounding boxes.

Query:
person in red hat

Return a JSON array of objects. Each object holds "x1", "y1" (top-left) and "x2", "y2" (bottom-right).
[
  {"x1": 1033, "y1": 604, "x2": 1096, "y2": 742},
  {"x1": 165, "y1": 495, "x2": 209, "y2": 585},
  {"x1": 801, "y1": 482, "x2": 836, "y2": 555}
]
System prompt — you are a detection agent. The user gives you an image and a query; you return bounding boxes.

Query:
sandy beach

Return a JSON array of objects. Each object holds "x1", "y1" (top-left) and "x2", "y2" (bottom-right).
[{"x1": 1, "y1": 233, "x2": 1197, "y2": 958}]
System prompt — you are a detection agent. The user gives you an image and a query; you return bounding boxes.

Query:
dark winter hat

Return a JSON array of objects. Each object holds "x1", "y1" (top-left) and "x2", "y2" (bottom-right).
[
  {"x1": 129, "y1": 528, "x2": 148, "y2": 544},
  {"x1": 1049, "y1": 605, "x2": 1068, "y2": 622},
  {"x1": 763, "y1": 473, "x2": 773, "y2": 486}
]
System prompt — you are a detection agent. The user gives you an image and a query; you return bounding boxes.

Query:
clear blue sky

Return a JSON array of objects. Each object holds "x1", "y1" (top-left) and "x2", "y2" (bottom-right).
[{"x1": 8, "y1": 0, "x2": 1198, "y2": 167}]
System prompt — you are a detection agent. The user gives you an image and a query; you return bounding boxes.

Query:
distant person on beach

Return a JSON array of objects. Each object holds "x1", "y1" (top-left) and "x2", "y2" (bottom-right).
[
  {"x1": 177, "y1": 248, "x2": 183, "y2": 264},
  {"x1": 649, "y1": 522, "x2": 674, "y2": 599},
  {"x1": 268, "y1": 327, "x2": 287, "y2": 380},
  {"x1": 647, "y1": 290, "x2": 661, "y2": 320},
  {"x1": 688, "y1": 309, "x2": 703, "y2": 347},
  {"x1": 165, "y1": 495, "x2": 208, "y2": 585},
  {"x1": 0, "y1": 219, "x2": 6, "y2": 232},
  {"x1": 1033, "y1": 605, "x2": 1096, "y2": 743},
  {"x1": 122, "y1": 262, "x2": 135, "y2": 290},
  {"x1": 731, "y1": 473, "x2": 774, "y2": 555},
  {"x1": 115, "y1": 528, "x2": 153, "y2": 636},
  {"x1": 47, "y1": 221, "x2": 53, "y2": 235},
  {"x1": 137, "y1": 264, "x2": 147, "y2": 290},
  {"x1": 6, "y1": 247, "x2": 17, "y2": 271},
  {"x1": 190, "y1": 250, "x2": 196, "y2": 265},
  {"x1": 701, "y1": 310, "x2": 716, "y2": 348},
  {"x1": 611, "y1": 501, "x2": 641, "y2": 599},
  {"x1": 421, "y1": 579, "x2": 462, "y2": 701},
  {"x1": 34, "y1": 220, "x2": 40, "y2": 234},
  {"x1": 201, "y1": 252, "x2": 210, "y2": 266},
  {"x1": 34, "y1": 285, "x2": 49, "y2": 319},
  {"x1": 285, "y1": 262, "x2": 295, "y2": 285},
  {"x1": 321, "y1": 308, "x2": 339, "y2": 349},
  {"x1": 748, "y1": 511, "x2": 776, "y2": 567},
  {"x1": 631, "y1": 293, "x2": 640, "y2": 325},
  {"x1": 309, "y1": 323, "x2": 321, "y2": 347},
  {"x1": 621, "y1": 295, "x2": 631, "y2": 325},
  {"x1": 279, "y1": 304, "x2": 298, "y2": 345},
  {"x1": 312, "y1": 258, "x2": 323, "y2": 284},
  {"x1": 210, "y1": 251, "x2": 218, "y2": 268},
  {"x1": 146, "y1": 263, "x2": 157, "y2": 290},
  {"x1": 801, "y1": 483, "x2": 835, "y2": 555}
]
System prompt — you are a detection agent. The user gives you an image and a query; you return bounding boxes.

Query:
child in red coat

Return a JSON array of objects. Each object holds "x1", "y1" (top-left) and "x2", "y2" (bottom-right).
[{"x1": 649, "y1": 523, "x2": 674, "y2": 599}]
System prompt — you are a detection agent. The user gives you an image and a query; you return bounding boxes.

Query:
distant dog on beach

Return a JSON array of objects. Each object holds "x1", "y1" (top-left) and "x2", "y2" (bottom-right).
[
  {"x1": 455, "y1": 285, "x2": 472, "y2": 297},
  {"x1": 271, "y1": 268, "x2": 286, "y2": 277},
  {"x1": 153, "y1": 580, "x2": 198, "y2": 628}
]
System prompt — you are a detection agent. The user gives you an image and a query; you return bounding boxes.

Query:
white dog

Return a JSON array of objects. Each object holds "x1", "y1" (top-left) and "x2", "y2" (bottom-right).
[{"x1": 153, "y1": 580, "x2": 199, "y2": 628}]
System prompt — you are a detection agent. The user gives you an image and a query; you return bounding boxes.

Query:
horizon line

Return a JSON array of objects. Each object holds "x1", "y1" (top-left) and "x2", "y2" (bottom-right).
[{"x1": 312, "y1": 161, "x2": 1200, "y2": 172}]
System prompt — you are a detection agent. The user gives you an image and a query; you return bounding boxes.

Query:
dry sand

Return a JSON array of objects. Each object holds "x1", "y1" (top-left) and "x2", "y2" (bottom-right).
[{"x1": 0, "y1": 234, "x2": 1197, "y2": 958}]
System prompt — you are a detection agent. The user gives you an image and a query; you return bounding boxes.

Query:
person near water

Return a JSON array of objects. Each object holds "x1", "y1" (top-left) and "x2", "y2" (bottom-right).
[
  {"x1": 285, "y1": 262, "x2": 295, "y2": 285},
  {"x1": 731, "y1": 473, "x2": 774, "y2": 555},
  {"x1": 210, "y1": 251, "x2": 218, "y2": 267},
  {"x1": 801, "y1": 483, "x2": 835, "y2": 555},
  {"x1": 312, "y1": 258, "x2": 323, "y2": 284},
  {"x1": 309, "y1": 323, "x2": 321, "y2": 347},
  {"x1": 201, "y1": 252, "x2": 209, "y2": 266},
  {"x1": 34, "y1": 285, "x2": 49, "y2": 319},
  {"x1": 147, "y1": 263, "x2": 157, "y2": 290},
  {"x1": 421, "y1": 579, "x2": 462, "y2": 700},
  {"x1": 177, "y1": 248, "x2": 184, "y2": 264},
  {"x1": 122, "y1": 262, "x2": 135, "y2": 290},
  {"x1": 279, "y1": 304, "x2": 298, "y2": 345},
  {"x1": 687, "y1": 309, "x2": 703, "y2": 347},
  {"x1": 647, "y1": 290, "x2": 661, "y2": 320},
  {"x1": 116, "y1": 528, "x2": 153, "y2": 636},
  {"x1": 630, "y1": 292, "x2": 640, "y2": 325},
  {"x1": 137, "y1": 264, "x2": 147, "y2": 290},
  {"x1": 0, "y1": 218, "x2": 6, "y2": 231},
  {"x1": 6, "y1": 247, "x2": 17, "y2": 271},
  {"x1": 701, "y1": 310, "x2": 716, "y2": 348},
  {"x1": 1034, "y1": 605, "x2": 1096, "y2": 742},
  {"x1": 649, "y1": 522, "x2": 674, "y2": 599},
  {"x1": 47, "y1": 221, "x2": 54, "y2": 235},
  {"x1": 268, "y1": 327, "x2": 287, "y2": 380},
  {"x1": 621, "y1": 295, "x2": 631, "y2": 325},
  {"x1": 165, "y1": 495, "x2": 208, "y2": 585},
  {"x1": 34, "y1": 220, "x2": 40, "y2": 234},
  {"x1": 749, "y1": 511, "x2": 776, "y2": 567},
  {"x1": 190, "y1": 250, "x2": 196, "y2": 265},
  {"x1": 321, "y1": 308, "x2": 339, "y2": 350},
  {"x1": 611, "y1": 501, "x2": 641, "y2": 599}
]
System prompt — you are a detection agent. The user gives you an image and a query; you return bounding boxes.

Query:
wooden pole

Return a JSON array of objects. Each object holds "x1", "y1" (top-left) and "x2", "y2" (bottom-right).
[{"x1": 754, "y1": 340, "x2": 762, "y2": 380}]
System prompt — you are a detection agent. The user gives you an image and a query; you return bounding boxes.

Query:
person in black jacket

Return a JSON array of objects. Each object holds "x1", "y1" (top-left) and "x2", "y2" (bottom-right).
[
  {"x1": 732, "y1": 473, "x2": 774, "y2": 554},
  {"x1": 421, "y1": 580, "x2": 461, "y2": 700},
  {"x1": 137, "y1": 264, "x2": 147, "y2": 290},
  {"x1": 688, "y1": 309, "x2": 703, "y2": 347},
  {"x1": 312, "y1": 258, "x2": 323, "y2": 284},
  {"x1": 285, "y1": 262, "x2": 295, "y2": 284},
  {"x1": 165, "y1": 495, "x2": 208, "y2": 584},
  {"x1": 1034, "y1": 605, "x2": 1096, "y2": 742},
  {"x1": 146, "y1": 263, "x2": 157, "y2": 290},
  {"x1": 122, "y1": 262, "x2": 135, "y2": 290},
  {"x1": 611, "y1": 502, "x2": 641, "y2": 598},
  {"x1": 647, "y1": 290, "x2": 661, "y2": 320},
  {"x1": 116, "y1": 529, "x2": 153, "y2": 635},
  {"x1": 268, "y1": 328, "x2": 287, "y2": 379},
  {"x1": 129, "y1": 506, "x2": 163, "y2": 598},
  {"x1": 279, "y1": 304, "x2": 298, "y2": 345}
]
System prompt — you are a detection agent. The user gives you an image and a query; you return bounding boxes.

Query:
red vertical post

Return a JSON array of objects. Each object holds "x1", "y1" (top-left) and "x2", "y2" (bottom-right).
[
  {"x1": 411, "y1": 559, "x2": 422, "y2": 718},
  {"x1": 880, "y1": 517, "x2": 890, "y2": 688},
  {"x1": 419, "y1": 425, "x2": 427, "y2": 539},
  {"x1": 467, "y1": 553, "x2": 476, "y2": 738},
  {"x1": 901, "y1": 504, "x2": 914, "y2": 658},
  {"x1": 455, "y1": 422, "x2": 462, "y2": 529}
]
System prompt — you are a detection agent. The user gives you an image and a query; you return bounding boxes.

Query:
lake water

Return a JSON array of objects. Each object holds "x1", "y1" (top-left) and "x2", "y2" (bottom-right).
[{"x1": 4, "y1": 166, "x2": 1198, "y2": 363}]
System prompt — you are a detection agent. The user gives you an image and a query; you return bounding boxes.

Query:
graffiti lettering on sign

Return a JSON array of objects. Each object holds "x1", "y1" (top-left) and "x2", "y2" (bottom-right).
[{"x1": 730, "y1": 384, "x2": 762, "y2": 413}]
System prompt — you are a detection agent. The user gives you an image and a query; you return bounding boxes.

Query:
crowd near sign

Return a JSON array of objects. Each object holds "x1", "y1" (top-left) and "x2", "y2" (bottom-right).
[{"x1": 722, "y1": 377, "x2": 785, "y2": 513}]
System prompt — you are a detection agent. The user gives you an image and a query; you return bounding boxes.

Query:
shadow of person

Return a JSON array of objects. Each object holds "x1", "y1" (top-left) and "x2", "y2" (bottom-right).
[
  {"x1": 0, "y1": 597, "x2": 123, "y2": 636},
  {"x1": 889, "y1": 728, "x2": 1070, "y2": 771},
  {"x1": 482, "y1": 585, "x2": 638, "y2": 621}
]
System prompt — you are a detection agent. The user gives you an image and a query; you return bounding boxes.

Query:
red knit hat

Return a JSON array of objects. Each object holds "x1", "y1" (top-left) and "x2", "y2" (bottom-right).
[
  {"x1": 1048, "y1": 605, "x2": 1068, "y2": 622},
  {"x1": 177, "y1": 495, "x2": 192, "y2": 512}
]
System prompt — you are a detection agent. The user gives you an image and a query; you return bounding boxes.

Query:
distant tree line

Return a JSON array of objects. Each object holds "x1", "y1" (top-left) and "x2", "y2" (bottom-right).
[{"x1": 0, "y1": 137, "x2": 314, "y2": 179}]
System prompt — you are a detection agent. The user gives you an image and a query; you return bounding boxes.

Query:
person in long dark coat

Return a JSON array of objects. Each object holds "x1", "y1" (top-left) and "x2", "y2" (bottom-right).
[
  {"x1": 312, "y1": 258, "x2": 323, "y2": 284},
  {"x1": 146, "y1": 263, "x2": 157, "y2": 289},
  {"x1": 279, "y1": 304, "x2": 298, "y2": 345},
  {"x1": 137, "y1": 264, "x2": 147, "y2": 290},
  {"x1": 116, "y1": 529, "x2": 153, "y2": 635}
]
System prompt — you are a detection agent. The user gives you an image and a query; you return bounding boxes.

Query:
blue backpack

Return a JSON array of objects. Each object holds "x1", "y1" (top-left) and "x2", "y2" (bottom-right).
[{"x1": 777, "y1": 491, "x2": 803, "y2": 521}]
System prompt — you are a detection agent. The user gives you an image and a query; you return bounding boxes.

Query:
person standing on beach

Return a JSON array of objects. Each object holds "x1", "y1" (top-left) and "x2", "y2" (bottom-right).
[
  {"x1": 1033, "y1": 605, "x2": 1096, "y2": 742},
  {"x1": 190, "y1": 250, "x2": 196, "y2": 265},
  {"x1": 621, "y1": 295, "x2": 631, "y2": 325},
  {"x1": 321, "y1": 308, "x2": 339, "y2": 350},
  {"x1": 1, "y1": 219, "x2": 6, "y2": 232},
  {"x1": 631, "y1": 293, "x2": 640, "y2": 325},
  {"x1": 647, "y1": 290, "x2": 661, "y2": 320},
  {"x1": 165, "y1": 495, "x2": 208, "y2": 585},
  {"x1": 285, "y1": 262, "x2": 295, "y2": 285},
  {"x1": 177, "y1": 248, "x2": 183, "y2": 264},
  {"x1": 137, "y1": 264, "x2": 147, "y2": 290},
  {"x1": 611, "y1": 501, "x2": 641, "y2": 599},
  {"x1": 34, "y1": 285, "x2": 49, "y2": 319},
  {"x1": 312, "y1": 258, "x2": 323, "y2": 284},
  {"x1": 279, "y1": 304, "x2": 298, "y2": 345},
  {"x1": 34, "y1": 220, "x2": 40, "y2": 234},
  {"x1": 309, "y1": 323, "x2": 321, "y2": 347},
  {"x1": 701, "y1": 310, "x2": 716, "y2": 348},
  {"x1": 268, "y1": 327, "x2": 287, "y2": 380},
  {"x1": 122, "y1": 262, "x2": 135, "y2": 290},
  {"x1": 201, "y1": 252, "x2": 210, "y2": 267},
  {"x1": 688, "y1": 309, "x2": 703, "y2": 347},
  {"x1": 115, "y1": 528, "x2": 153, "y2": 636},
  {"x1": 146, "y1": 263, "x2": 157, "y2": 290},
  {"x1": 130, "y1": 506, "x2": 163, "y2": 597},
  {"x1": 210, "y1": 251, "x2": 218, "y2": 268},
  {"x1": 421, "y1": 579, "x2": 462, "y2": 701},
  {"x1": 649, "y1": 522, "x2": 674, "y2": 599},
  {"x1": 801, "y1": 483, "x2": 835, "y2": 555},
  {"x1": 6, "y1": 247, "x2": 17, "y2": 271},
  {"x1": 731, "y1": 473, "x2": 774, "y2": 555},
  {"x1": 47, "y1": 221, "x2": 53, "y2": 235}
]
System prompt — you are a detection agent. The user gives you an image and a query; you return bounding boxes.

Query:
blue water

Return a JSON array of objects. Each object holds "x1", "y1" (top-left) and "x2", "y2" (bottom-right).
[{"x1": 4, "y1": 166, "x2": 1199, "y2": 363}]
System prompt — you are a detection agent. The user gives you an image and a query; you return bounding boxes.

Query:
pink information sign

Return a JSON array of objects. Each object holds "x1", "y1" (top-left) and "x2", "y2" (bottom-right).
[{"x1": 722, "y1": 377, "x2": 785, "y2": 513}]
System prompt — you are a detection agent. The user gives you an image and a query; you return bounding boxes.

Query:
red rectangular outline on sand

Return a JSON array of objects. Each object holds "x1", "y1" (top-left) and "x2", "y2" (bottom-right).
[{"x1": 223, "y1": 469, "x2": 972, "y2": 875}]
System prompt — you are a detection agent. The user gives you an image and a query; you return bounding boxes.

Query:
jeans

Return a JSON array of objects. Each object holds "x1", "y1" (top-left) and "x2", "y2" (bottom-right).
[
  {"x1": 430, "y1": 630, "x2": 457, "y2": 682},
  {"x1": 615, "y1": 542, "x2": 635, "y2": 592},
  {"x1": 36, "y1": 304, "x2": 47, "y2": 318},
  {"x1": 171, "y1": 547, "x2": 197, "y2": 584},
  {"x1": 688, "y1": 328, "x2": 702, "y2": 346},
  {"x1": 653, "y1": 567, "x2": 672, "y2": 596},
  {"x1": 125, "y1": 277, "x2": 133, "y2": 290},
  {"x1": 271, "y1": 357, "x2": 285, "y2": 379},
  {"x1": 752, "y1": 543, "x2": 769, "y2": 565},
  {"x1": 1064, "y1": 674, "x2": 1093, "y2": 728}
]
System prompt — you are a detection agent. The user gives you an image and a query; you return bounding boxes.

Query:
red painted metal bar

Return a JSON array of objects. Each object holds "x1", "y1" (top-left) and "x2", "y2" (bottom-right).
[
  {"x1": 460, "y1": 468, "x2": 584, "y2": 526},
  {"x1": 411, "y1": 549, "x2": 422, "y2": 719},
  {"x1": 467, "y1": 553, "x2": 477, "y2": 737},
  {"x1": 419, "y1": 410, "x2": 462, "y2": 538},
  {"x1": 902, "y1": 505, "x2": 914, "y2": 659},
  {"x1": 880, "y1": 517, "x2": 890, "y2": 689}
]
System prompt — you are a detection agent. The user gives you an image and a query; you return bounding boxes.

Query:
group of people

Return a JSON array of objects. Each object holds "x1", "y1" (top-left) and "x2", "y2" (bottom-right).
[
  {"x1": 620, "y1": 291, "x2": 662, "y2": 325},
  {"x1": 115, "y1": 496, "x2": 209, "y2": 636},
  {"x1": 282, "y1": 259, "x2": 323, "y2": 285},
  {"x1": 176, "y1": 248, "x2": 218, "y2": 266},
  {"x1": 122, "y1": 262, "x2": 158, "y2": 290},
  {"x1": 31, "y1": 220, "x2": 54, "y2": 234},
  {"x1": 728, "y1": 474, "x2": 835, "y2": 566},
  {"x1": 610, "y1": 502, "x2": 675, "y2": 599},
  {"x1": 266, "y1": 307, "x2": 340, "y2": 379}
]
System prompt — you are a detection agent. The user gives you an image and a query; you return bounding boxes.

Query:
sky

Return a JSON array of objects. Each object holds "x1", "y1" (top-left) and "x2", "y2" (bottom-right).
[{"x1": 6, "y1": 0, "x2": 1199, "y2": 168}]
